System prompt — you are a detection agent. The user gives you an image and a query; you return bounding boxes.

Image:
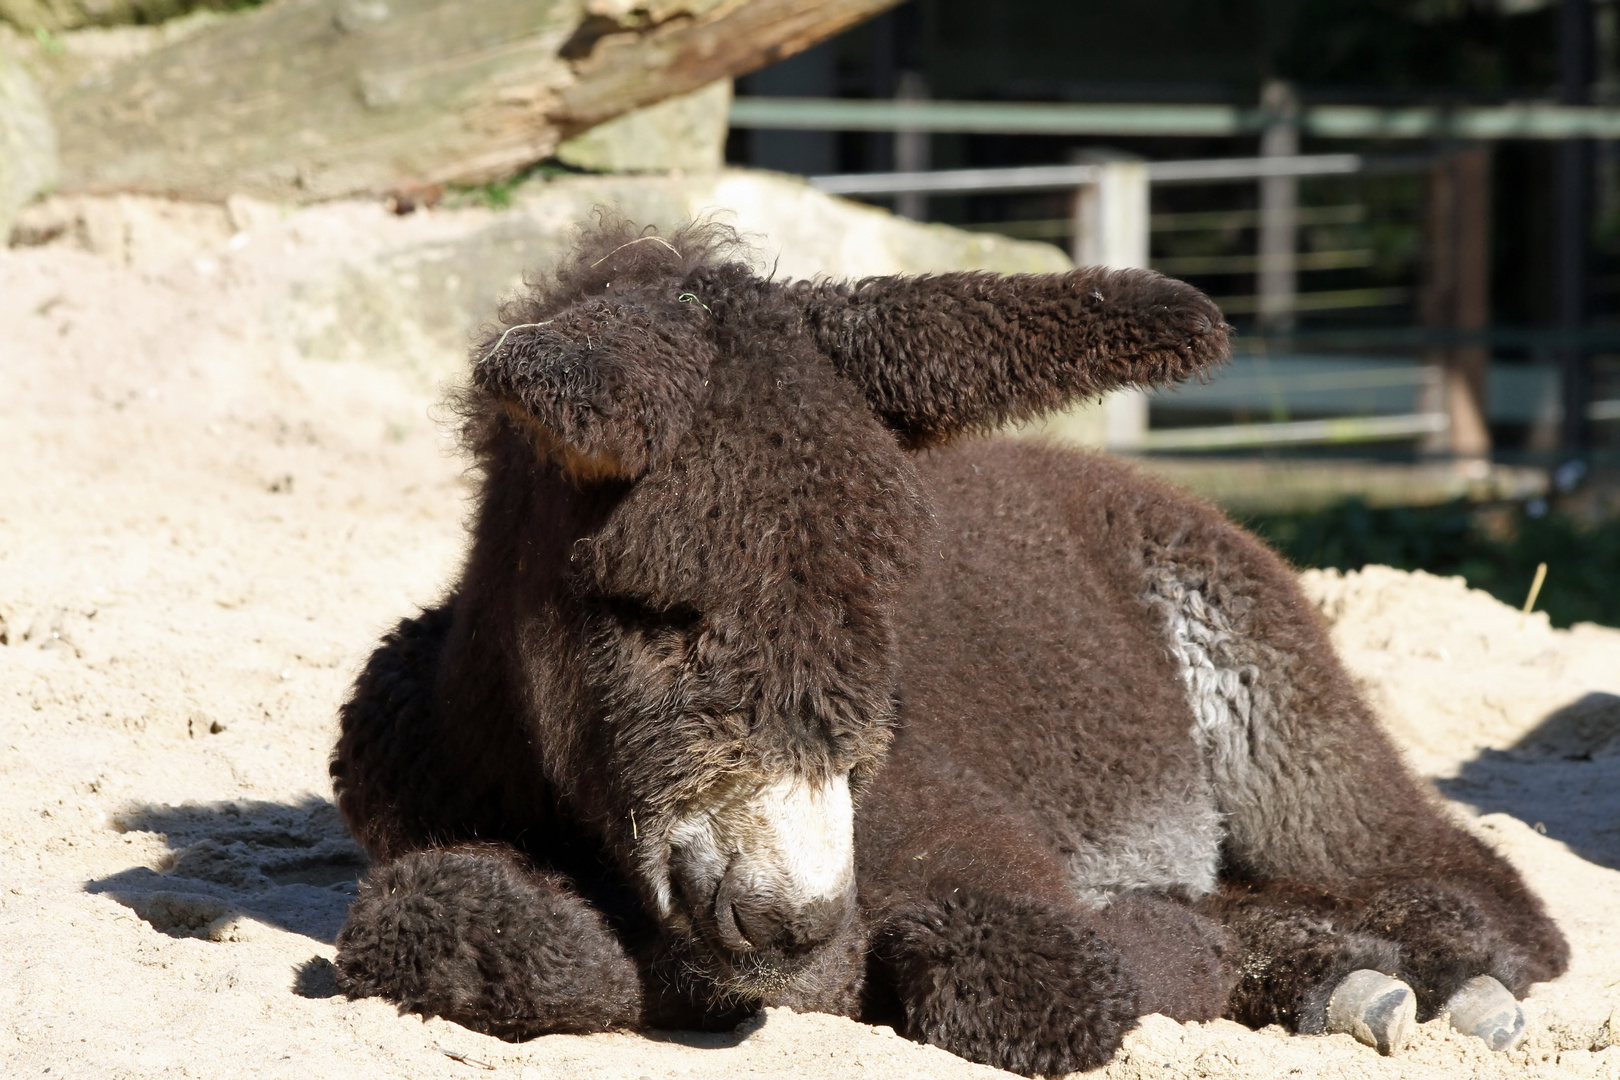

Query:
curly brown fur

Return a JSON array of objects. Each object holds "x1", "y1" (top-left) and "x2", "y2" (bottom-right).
[
  {"x1": 1351, "y1": 880, "x2": 1533, "y2": 1017},
  {"x1": 1093, "y1": 892, "x2": 1237, "y2": 1021},
  {"x1": 334, "y1": 848, "x2": 642, "y2": 1038},
  {"x1": 331, "y1": 216, "x2": 1565, "y2": 1071},
  {"x1": 471, "y1": 286, "x2": 717, "y2": 481},
  {"x1": 874, "y1": 888, "x2": 1141, "y2": 1077},
  {"x1": 329, "y1": 603, "x2": 567, "y2": 866},
  {"x1": 493, "y1": 214, "x2": 745, "y2": 327},
  {"x1": 860, "y1": 441, "x2": 1564, "y2": 1045},
  {"x1": 1212, "y1": 875, "x2": 1545, "y2": 1034},
  {"x1": 636, "y1": 911, "x2": 870, "y2": 1029},
  {"x1": 1199, "y1": 880, "x2": 1399, "y2": 1033},
  {"x1": 329, "y1": 606, "x2": 455, "y2": 861},
  {"x1": 1118, "y1": 459, "x2": 1568, "y2": 991}
]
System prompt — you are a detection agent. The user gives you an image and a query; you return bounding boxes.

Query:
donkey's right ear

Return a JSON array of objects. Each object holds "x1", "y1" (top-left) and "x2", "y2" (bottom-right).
[
  {"x1": 793, "y1": 267, "x2": 1228, "y2": 447},
  {"x1": 471, "y1": 296, "x2": 716, "y2": 482}
]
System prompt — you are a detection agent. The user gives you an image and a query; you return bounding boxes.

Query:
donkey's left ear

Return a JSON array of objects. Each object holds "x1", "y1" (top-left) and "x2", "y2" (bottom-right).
[
  {"x1": 472, "y1": 296, "x2": 715, "y2": 482},
  {"x1": 793, "y1": 267, "x2": 1228, "y2": 446}
]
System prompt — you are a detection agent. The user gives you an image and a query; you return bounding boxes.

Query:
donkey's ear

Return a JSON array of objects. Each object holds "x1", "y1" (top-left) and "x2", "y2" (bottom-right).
[
  {"x1": 794, "y1": 268, "x2": 1228, "y2": 446},
  {"x1": 471, "y1": 296, "x2": 715, "y2": 482}
]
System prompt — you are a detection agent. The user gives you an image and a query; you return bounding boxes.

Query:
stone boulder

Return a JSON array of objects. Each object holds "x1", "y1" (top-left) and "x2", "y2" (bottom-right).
[{"x1": 0, "y1": 48, "x2": 56, "y2": 243}]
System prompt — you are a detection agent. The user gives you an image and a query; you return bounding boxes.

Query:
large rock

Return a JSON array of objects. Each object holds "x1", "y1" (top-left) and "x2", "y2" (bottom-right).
[
  {"x1": 0, "y1": 47, "x2": 56, "y2": 242},
  {"x1": 6, "y1": 168, "x2": 1069, "y2": 381},
  {"x1": 271, "y1": 169, "x2": 1072, "y2": 378},
  {"x1": 555, "y1": 79, "x2": 732, "y2": 174}
]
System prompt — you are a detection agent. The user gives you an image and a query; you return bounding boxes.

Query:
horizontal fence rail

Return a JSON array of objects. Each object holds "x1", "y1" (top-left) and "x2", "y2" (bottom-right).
[
  {"x1": 805, "y1": 156, "x2": 1430, "y2": 324},
  {"x1": 729, "y1": 101, "x2": 1620, "y2": 455},
  {"x1": 1235, "y1": 328, "x2": 1620, "y2": 351},
  {"x1": 1140, "y1": 400, "x2": 1620, "y2": 453},
  {"x1": 1213, "y1": 287, "x2": 1412, "y2": 315},
  {"x1": 731, "y1": 97, "x2": 1620, "y2": 140},
  {"x1": 1136, "y1": 413, "x2": 1450, "y2": 452},
  {"x1": 1144, "y1": 356, "x2": 1620, "y2": 452},
  {"x1": 806, "y1": 154, "x2": 1383, "y2": 196}
]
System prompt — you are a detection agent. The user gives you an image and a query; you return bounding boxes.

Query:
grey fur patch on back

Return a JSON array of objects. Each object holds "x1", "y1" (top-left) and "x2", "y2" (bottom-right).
[
  {"x1": 1148, "y1": 569, "x2": 1258, "y2": 754},
  {"x1": 1043, "y1": 560, "x2": 1234, "y2": 906},
  {"x1": 1144, "y1": 562, "x2": 1287, "y2": 873},
  {"x1": 1053, "y1": 563, "x2": 1252, "y2": 907}
]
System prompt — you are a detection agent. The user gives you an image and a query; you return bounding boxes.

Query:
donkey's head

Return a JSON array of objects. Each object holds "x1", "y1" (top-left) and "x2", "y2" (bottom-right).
[{"x1": 461, "y1": 217, "x2": 1228, "y2": 997}]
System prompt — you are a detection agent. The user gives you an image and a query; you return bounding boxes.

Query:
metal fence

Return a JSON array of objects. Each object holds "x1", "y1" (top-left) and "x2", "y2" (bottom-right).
[{"x1": 733, "y1": 97, "x2": 1620, "y2": 458}]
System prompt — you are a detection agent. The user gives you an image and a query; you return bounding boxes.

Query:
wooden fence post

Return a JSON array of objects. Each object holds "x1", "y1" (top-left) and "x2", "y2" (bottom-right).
[
  {"x1": 1258, "y1": 80, "x2": 1299, "y2": 334},
  {"x1": 1070, "y1": 153, "x2": 1151, "y2": 449},
  {"x1": 1419, "y1": 147, "x2": 1493, "y2": 461}
]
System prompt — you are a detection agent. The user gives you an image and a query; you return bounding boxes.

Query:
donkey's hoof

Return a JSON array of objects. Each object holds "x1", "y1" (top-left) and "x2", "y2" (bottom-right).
[
  {"x1": 1445, "y1": 975, "x2": 1526, "y2": 1051},
  {"x1": 1326, "y1": 969, "x2": 1417, "y2": 1055}
]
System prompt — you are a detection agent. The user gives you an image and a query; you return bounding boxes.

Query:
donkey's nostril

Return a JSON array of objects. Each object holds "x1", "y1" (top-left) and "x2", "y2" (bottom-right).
[
  {"x1": 733, "y1": 895, "x2": 792, "y2": 954},
  {"x1": 711, "y1": 859, "x2": 853, "y2": 959},
  {"x1": 711, "y1": 861, "x2": 755, "y2": 953}
]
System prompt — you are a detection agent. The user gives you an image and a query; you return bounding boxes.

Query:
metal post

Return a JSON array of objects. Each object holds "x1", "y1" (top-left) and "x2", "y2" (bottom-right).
[
  {"x1": 1069, "y1": 152, "x2": 1151, "y2": 449},
  {"x1": 894, "y1": 71, "x2": 930, "y2": 220},
  {"x1": 1258, "y1": 81, "x2": 1300, "y2": 335},
  {"x1": 1071, "y1": 156, "x2": 1150, "y2": 268},
  {"x1": 743, "y1": 44, "x2": 837, "y2": 176}
]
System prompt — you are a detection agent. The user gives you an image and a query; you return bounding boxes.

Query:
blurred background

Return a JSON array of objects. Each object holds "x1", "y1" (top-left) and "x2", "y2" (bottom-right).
[
  {"x1": 3, "y1": 0, "x2": 1618, "y2": 625},
  {"x1": 730, "y1": 0, "x2": 1620, "y2": 626}
]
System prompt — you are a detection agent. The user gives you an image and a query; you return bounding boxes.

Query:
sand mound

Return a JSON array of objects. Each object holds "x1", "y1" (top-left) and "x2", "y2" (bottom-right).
[{"x1": 5, "y1": 188, "x2": 1620, "y2": 1079}]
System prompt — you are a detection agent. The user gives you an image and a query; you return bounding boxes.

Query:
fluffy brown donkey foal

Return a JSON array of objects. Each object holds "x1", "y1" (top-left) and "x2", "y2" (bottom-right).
[{"x1": 330, "y1": 220, "x2": 1566, "y2": 1075}]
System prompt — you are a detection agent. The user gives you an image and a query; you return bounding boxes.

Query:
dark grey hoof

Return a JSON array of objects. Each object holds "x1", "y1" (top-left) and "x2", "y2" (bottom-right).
[
  {"x1": 1445, "y1": 975, "x2": 1526, "y2": 1051},
  {"x1": 1325, "y1": 969, "x2": 1417, "y2": 1055}
]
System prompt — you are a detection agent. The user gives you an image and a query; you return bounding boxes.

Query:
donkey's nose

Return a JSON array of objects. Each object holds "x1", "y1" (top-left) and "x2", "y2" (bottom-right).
[{"x1": 711, "y1": 859, "x2": 853, "y2": 958}]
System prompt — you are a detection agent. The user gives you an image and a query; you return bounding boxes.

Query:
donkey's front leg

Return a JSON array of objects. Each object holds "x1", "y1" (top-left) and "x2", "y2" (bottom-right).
[
  {"x1": 872, "y1": 883, "x2": 1140, "y2": 1077},
  {"x1": 335, "y1": 846, "x2": 642, "y2": 1038},
  {"x1": 870, "y1": 882, "x2": 1239, "y2": 1077},
  {"x1": 859, "y1": 757, "x2": 1236, "y2": 1077}
]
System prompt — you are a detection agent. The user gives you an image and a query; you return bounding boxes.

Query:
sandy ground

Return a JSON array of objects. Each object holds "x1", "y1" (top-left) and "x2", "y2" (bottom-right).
[{"x1": 5, "y1": 190, "x2": 1620, "y2": 1080}]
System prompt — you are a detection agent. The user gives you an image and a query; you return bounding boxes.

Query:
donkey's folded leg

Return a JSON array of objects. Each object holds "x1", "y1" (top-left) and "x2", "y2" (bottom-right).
[
  {"x1": 1349, "y1": 879, "x2": 1530, "y2": 1015},
  {"x1": 1347, "y1": 880, "x2": 1530, "y2": 1049},
  {"x1": 1137, "y1": 497, "x2": 1566, "y2": 1050},
  {"x1": 1202, "y1": 882, "x2": 1409, "y2": 1049},
  {"x1": 1205, "y1": 878, "x2": 1534, "y2": 1054},
  {"x1": 873, "y1": 887, "x2": 1142, "y2": 1078},
  {"x1": 335, "y1": 847, "x2": 642, "y2": 1038}
]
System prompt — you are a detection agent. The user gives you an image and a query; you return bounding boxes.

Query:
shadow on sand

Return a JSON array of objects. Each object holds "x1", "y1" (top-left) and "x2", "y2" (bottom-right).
[
  {"x1": 85, "y1": 795, "x2": 367, "y2": 952},
  {"x1": 1438, "y1": 692, "x2": 1620, "y2": 870}
]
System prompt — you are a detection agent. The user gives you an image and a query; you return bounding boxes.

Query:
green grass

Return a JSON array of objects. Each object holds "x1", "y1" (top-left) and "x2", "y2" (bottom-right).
[
  {"x1": 1242, "y1": 499, "x2": 1620, "y2": 629},
  {"x1": 450, "y1": 162, "x2": 581, "y2": 211}
]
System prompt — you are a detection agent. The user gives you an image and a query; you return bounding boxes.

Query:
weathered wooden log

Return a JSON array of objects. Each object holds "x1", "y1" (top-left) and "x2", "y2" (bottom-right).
[{"x1": 48, "y1": 0, "x2": 898, "y2": 202}]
